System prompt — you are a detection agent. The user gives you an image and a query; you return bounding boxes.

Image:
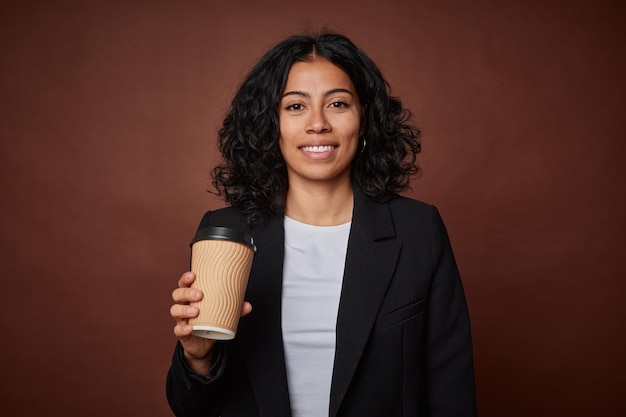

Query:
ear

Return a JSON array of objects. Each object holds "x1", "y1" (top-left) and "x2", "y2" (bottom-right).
[{"x1": 359, "y1": 104, "x2": 368, "y2": 136}]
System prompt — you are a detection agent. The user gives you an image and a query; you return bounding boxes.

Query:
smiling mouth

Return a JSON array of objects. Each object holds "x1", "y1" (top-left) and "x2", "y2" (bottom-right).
[{"x1": 299, "y1": 145, "x2": 337, "y2": 153}]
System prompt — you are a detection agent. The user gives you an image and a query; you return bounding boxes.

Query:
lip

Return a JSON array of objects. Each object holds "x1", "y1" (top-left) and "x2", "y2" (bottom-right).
[
  {"x1": 299, "y1": 144, "x2": 337, "y2": 153},
  {"x1": 298, "y1": 143, "x2": 338, "y2": 159}
]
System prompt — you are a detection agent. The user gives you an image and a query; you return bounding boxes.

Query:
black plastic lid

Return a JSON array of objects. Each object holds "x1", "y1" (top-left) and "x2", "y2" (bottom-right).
[{"x1": 191, "y1": 226, "x2": 256, "y2": 252}]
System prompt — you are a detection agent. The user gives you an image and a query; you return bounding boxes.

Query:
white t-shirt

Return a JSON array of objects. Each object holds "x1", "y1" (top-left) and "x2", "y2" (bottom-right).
[{"x1": 281, "y1": 216, "x2": 351, "y2": 417}]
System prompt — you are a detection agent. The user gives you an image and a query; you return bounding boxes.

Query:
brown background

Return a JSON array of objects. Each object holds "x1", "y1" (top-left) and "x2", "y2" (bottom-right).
[{"x1": 1, "y1": 1, "x2": 624, "y2": 416}]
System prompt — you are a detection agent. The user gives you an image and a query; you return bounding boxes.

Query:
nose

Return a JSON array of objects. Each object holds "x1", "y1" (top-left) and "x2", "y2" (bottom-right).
[{"x1": 305, "y1": 108, "x2": 331, "y2": 133}]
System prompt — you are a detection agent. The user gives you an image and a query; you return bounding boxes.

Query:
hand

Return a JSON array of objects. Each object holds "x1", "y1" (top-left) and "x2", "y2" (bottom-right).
[{"x1": 170, "y1": 271, "x2": 252, "y2": 375}]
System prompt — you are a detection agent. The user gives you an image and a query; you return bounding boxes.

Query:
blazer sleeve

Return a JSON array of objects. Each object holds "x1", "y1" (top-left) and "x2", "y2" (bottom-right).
[
  {"x1": 425, "y1": 206, "x2": 477, "y2": 416},
  {"x1": 165, "y1": 210, "x2": 228, "y2": 417},
  {"x1": 166, "y1": 342, "x2": 227, "y2": 417}
]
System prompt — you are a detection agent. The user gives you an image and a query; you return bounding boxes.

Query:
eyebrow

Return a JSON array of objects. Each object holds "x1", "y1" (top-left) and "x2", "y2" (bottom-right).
[{"x1": 281, "y1": 88, "x2": 354, "y2": 99}]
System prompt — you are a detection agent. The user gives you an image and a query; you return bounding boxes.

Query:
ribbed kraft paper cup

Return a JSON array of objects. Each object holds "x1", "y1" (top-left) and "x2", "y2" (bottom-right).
[{"x1": 188, "y1": 227, "x2": 256, "y2": 340}]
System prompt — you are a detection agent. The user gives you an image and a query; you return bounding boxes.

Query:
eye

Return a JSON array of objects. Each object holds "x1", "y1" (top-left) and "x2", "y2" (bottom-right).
[
  {"x1": 329, "y1": 101, "x2": 348, "y2": 108},
  {"x1": 284, "y1": 102, "x2": 304, "y2": 111}
]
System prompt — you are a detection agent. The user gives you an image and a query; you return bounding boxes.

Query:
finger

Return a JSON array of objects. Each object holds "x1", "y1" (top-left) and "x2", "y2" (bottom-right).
[
  {"x1": 172, "y1": 287, "x2": 203, "y2": 304},
  {"x1": 170, "y1": 304, "x2": 199, "y2": 320},
  {"x1": 177, "y1": 271, "x2": 196, "y2": 288},
  {"x1": 173, "y1": 322, "x2": 194, "y2": 338},
  {"x1": 241, "y1": 301, "x2": 252, "y2": 317}
]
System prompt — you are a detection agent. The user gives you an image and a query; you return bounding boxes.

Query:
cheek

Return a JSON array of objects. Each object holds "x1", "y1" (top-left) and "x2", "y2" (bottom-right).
[
  {"x1": 278, "y1": 120, "x2": 297, "y2": 144},
  {"x1": 349, "y1": 122, "x2": 362, "y2": 145},
  {"x1": 347, "y1": 139, "x2": 359, "y2": 158},
  {"x1": 278, "y1": 135, "x2": 294, "y2": 164}
]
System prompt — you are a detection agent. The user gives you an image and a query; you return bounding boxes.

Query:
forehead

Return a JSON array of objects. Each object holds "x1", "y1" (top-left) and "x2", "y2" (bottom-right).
[{"x1": 284, "y1": 58, "x2": 355, "y2": 91}]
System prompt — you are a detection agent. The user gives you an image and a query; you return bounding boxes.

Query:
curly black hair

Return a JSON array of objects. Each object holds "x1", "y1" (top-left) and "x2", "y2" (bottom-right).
[{"x1": 211, "y1": 32, "x2": 421, "y2": 225}]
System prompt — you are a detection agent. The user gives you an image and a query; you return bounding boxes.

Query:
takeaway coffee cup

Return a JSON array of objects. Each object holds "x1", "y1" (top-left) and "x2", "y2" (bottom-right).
[{"x1": 188, "y1": 226, "x2": 256, "y2": 340}]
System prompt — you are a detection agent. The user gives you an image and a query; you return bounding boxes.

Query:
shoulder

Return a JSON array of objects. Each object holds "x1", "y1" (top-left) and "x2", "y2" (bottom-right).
[
  {"x1": 384, "y1": 195, "x2": 450, "y2": 240},
  {"x1": 388, "y1": 194, "x2": 434, "y2": 211},
  {"x1": 387, "y1": 195, "x2": 440, "y2": 221},
  {"x1": 353, "y1": 187, "x2": 445, "y2": 239},
  {"x1": 196, "y1": 206, "x2": 248, "y2": 230}
]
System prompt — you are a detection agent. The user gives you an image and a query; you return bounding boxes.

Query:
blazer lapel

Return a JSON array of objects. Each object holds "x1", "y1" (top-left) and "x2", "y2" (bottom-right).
[
  {"x1": 238, "y1": 214, "x2": 293, "y2": 417},
  {"x1": 329, "y1": 190, "x2": 402, "y2": 417}
]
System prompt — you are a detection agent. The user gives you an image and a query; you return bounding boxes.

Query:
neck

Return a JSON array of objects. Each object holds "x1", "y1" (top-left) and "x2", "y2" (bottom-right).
[{"x1": 284, "y1": 177, "x2": 354, "y2": 226}]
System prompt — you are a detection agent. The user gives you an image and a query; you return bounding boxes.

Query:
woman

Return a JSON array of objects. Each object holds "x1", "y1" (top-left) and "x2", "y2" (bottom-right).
[{"x1": 167, "y1": 32, "x2": 476, "y2": 417}]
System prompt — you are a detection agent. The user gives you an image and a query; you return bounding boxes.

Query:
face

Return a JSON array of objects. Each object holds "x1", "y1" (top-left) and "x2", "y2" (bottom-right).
[{"x1": 278, "y1": 57, "x2": 362, "y2": 189}]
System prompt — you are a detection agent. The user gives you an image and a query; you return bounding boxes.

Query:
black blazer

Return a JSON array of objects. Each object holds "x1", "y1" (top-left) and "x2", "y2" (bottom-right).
[{"x1": 167, "y1": 188, "x2": 476, "y2": 417}]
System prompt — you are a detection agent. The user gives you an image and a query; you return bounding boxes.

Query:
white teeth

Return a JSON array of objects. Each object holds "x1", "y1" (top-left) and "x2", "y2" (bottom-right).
[{"x1": 301, "y1": 145, "x2": 334, "y2": 153}]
